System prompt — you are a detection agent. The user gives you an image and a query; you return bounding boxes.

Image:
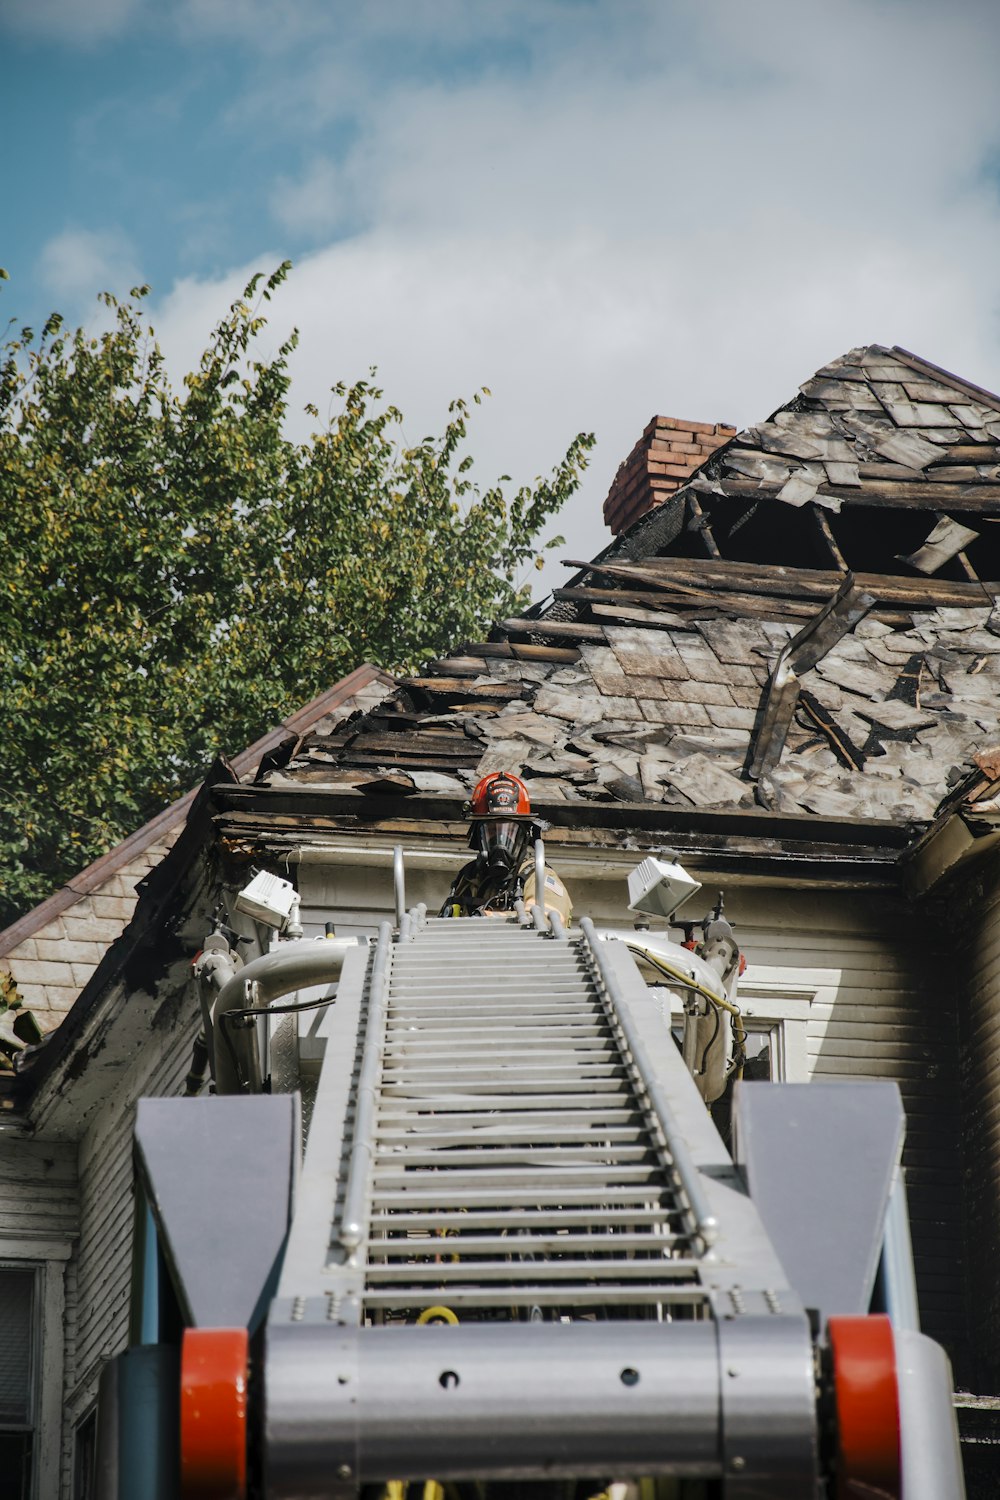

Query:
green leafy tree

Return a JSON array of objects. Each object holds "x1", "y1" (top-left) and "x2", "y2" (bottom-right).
[{"x1": 0, "y1": 264, "x2": 593, "y2": 925}]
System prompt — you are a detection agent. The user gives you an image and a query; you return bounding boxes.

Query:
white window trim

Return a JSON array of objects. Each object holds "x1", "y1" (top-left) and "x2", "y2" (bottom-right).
[
  {"x1": 664, "y1": 983, "x2": 816, "y2": 1083},
  {"x1": 734, "y1": 983, "x2": 816, "y2": 1083},
  {"x1": 0, "y1": 1240, "x2": 71, "y2": 1500}
]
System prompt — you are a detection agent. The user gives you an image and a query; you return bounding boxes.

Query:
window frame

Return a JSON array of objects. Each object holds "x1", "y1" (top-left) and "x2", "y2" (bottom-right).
[
  {"x1": 663, "y1": 982, "x2": 816, "y2": 1083},
  {"x1": 0, "y1": 1242, "x2": 71, "y2": 1500}
]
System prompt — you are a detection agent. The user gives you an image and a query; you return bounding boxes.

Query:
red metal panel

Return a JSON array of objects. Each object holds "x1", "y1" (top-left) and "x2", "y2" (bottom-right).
[
  {"x1": 180, "y1": 1327, "x2": 248, "y2": 1500},
  {"x1": 829, "y1": 1314, "x2": 900, "y2": 1499}
]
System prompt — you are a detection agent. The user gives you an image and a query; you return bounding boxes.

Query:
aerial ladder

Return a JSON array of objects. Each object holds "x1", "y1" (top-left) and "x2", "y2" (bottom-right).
[{"x1": 96, "y1": 846, "x2": 966, "y2": 1499}]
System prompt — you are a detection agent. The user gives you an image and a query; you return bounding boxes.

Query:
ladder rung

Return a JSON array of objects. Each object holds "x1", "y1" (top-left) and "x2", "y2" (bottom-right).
[
  {"x1": 370, "y1": 1185, "x2": 678, "y2": 1208},
  {"x1": 375, "y1": 1147, "x2": 654, "y2": 1167},
  {"x1": 359, "y1": 1285, "x2": 709, "y2": 1309},
  {"x1": 380, "y1": 1082, "x2": 632, "y2": 1100},
  {"x1": 367, "y1": 1207, "x2": 683, "y2": 1230},
  {"x1": 376, "y1": 1126, "x2": 647, "y2": 1146},
  {"x1": 365, "y1": 1258, "x2": 701, "y2": 1283},
  {"x1": 367, "y1": 1231, "x2": 684, "y2": 1256}
]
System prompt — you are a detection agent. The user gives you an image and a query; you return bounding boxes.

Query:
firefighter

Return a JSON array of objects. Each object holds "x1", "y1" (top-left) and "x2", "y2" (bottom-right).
[{"x1": 440, "y1": 771, "x2": 572, "y2": 920}]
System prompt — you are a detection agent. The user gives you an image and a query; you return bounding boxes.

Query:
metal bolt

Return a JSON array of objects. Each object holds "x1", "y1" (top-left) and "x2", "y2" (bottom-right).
[
  {"x1": 731, "y1": 1456, "x2": 746, "y2": 1472},
  {"x1": 727, "y1": 1367, "x2": 740, "y2": 1378},
  {"x1": 337, "y1": 1464, "x2": 353, "y2": 1480}
]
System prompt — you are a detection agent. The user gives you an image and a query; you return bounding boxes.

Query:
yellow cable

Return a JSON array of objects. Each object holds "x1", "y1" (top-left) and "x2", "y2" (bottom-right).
[
  {"x1": 628, "y1": 945, "x2": 747, "y2": 1072},
  {"x1": 416, "y1": 1305, "x2": 459, "y2": 1325}
]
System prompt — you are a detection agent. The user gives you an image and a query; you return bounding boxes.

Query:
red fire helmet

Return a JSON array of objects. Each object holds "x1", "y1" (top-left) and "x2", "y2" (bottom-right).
[{"x1": 469, "y1": 771, "x2": 531, "y2": 819}]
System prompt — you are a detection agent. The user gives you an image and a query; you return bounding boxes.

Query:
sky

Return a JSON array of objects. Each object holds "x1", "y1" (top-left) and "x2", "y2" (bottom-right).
[{"x1": 3, "y1": 0, "x2": 1000, "y2": 593}]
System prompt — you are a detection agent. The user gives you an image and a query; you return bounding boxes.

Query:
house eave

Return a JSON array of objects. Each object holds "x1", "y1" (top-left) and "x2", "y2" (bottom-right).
[{"x1": 212, "y1": 783, "x2": 918, "y2": 890}]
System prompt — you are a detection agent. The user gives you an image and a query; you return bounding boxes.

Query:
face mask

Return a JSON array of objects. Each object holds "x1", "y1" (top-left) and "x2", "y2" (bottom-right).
[{"x1": 476, "y1": 820, "x2": 528, "y2": 870}]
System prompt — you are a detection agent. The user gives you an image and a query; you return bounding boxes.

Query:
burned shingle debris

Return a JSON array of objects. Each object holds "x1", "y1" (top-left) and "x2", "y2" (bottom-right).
[{"x1": 271, "y1": 345, "x2": 1000, "y2": 830}]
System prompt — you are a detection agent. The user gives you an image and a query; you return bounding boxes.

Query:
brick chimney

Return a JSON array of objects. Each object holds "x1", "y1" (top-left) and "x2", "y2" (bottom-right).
[{"x1": 603, "y1": 416, "x2": 737, "y2": 535}]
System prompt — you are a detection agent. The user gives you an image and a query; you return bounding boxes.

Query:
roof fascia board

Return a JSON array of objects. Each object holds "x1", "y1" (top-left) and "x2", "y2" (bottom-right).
[
  {"x1": 10, "y1": 779, "x2": 219, "y2": 1113},
  {"x1": 210, "y1": 780, "x2": 915, "y2": 846},
  {"x1": 0, "y1": 664, "x2": 393, "y2": 959}
]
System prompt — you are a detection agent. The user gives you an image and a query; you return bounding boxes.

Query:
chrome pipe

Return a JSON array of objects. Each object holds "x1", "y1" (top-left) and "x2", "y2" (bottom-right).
[{"x1": 338, "y1": 922, "x2": 393, "y2": 1250}]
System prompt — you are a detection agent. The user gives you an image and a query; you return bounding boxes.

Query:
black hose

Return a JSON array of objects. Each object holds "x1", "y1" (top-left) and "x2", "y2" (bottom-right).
[
  {"x1": 699, "y1": 1002, "x2": 721, "y2": 1074},
  {"x1": 183, "y1": 1030, "x2": 210, "y2": 1096}
]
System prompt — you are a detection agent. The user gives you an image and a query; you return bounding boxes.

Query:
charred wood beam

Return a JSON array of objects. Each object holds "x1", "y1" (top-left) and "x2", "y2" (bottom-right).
[
  {"x1": 554, "y1": 579, "x2": 912, "y2": 628},
  {"x1": 699, "y1": 476, "x2": 1000, "y2": 509},
  {"x1": 212, "y1": 784, "x2": 915, "y2": 848},
  {"x1": 564, "y1": 555, "x2": 995, "y2": 608},
  {"x1": 747, "y1": 573, "x2": 875, "y2": 780},
  {"x1": 499, "y1": 617, "x2": 607, "y2": 642},
  {"x1": 457, "y1": 640, "x2": 581, "y2": 664},
  {"x1": 404, "y1": 678, "x2": 523, "y2": 699},
  {"x1": 811, "y1": 507, "x2": 848, "y2": 571},
  {"x1": 798, "y1": 691, "x2": 867, "y2": 772},
  {"x1": 554, "y1": 583, "x2": 814, "y2": 622},
  {"x1": 686, "y1": 494, "x2": 721, "y2": 558}
]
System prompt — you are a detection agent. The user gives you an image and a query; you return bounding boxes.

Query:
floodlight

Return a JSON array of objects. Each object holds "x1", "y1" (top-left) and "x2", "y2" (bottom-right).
[
  {"x1": 627, "y1": 856, "x2": 701, "y2": 921},
  {"x1": 234, "y1": 871, "x2": 298, "y2": 929}
]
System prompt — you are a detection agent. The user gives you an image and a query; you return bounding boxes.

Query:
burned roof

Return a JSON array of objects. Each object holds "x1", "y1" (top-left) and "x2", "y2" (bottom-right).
[{"x1": 262, "y1": 345, "x2": 1000, "y2": 834}]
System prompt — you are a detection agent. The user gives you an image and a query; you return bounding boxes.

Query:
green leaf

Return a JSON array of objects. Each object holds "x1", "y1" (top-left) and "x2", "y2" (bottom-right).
[{"x1": 0, "y1": 265, "x2": 592, "y2": 928}]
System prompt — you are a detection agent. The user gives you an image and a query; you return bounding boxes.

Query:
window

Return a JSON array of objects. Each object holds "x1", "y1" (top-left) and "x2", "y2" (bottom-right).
[
  {"x1": 0, "y1": 1267, "x2": 36, "y2": 1500},
  {"x1": 661, "y1": 983, "x2": 814, "y2": 1085},
  {"x1": 738, "y1": 984, "x2": 815, "y2": 1083},
  {"x1": 73, "y1": 1410, "x2": 97, "y2": 1500}
]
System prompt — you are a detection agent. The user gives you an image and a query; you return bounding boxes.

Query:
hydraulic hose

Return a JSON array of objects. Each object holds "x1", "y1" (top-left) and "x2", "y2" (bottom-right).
[{"x1": 197, "y1": 936, "x2": 366, "y2": 1095}]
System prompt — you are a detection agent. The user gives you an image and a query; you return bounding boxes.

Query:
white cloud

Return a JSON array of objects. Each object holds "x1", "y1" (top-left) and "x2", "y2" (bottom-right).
[
  {"x1": 270, "y1": 158, "x2": 353, "y2": 238},
  {"x1": 0, "y1": 0, "x2": 136, "y2": 43},
  {"x1": 149, "y1": 0, "x2": 1000, "y2": 595},
  {"x1": 38, "y1": 228, "x2": 141, "y2": 310}
]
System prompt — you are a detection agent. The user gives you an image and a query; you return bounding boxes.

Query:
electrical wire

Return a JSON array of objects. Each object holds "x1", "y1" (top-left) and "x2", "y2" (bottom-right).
[
  {"x1": 628, "y1": 944, "x2": 747, "y2": 1075},
  {"x1": 216, "y1": 992, "x2": 339, "y2": 1093},
  {"x1": 698, "y1": 1000, "x2": 721, "y2": 1074},
  {"x1": 218, "y1": 992, "x2": 338, "y2": 1025}
]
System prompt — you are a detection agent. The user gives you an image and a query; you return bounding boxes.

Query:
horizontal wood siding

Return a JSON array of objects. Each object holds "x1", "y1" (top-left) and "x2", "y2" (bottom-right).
[
  {"x1": 961, "y1": 851, "x2": 1000, "y2": 1391},
  {"x1": 61, "y1": 984, "x2": 200, "y2": 1490},
  {"x1": 733, "y1": 889, "x2": 965, "y2": 1380},
  {"x1": 0, "y1": 1136, "x2": 78, "y2": 1245}
]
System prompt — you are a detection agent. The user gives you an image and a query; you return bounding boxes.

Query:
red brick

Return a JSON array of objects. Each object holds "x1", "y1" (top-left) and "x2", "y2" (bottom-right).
[
  {"x1": 649, "y1": 461, "x2": 697, "y2": 479},
  {"x1": 653, "y1": 416, "x2": 699, "y2": 431}
]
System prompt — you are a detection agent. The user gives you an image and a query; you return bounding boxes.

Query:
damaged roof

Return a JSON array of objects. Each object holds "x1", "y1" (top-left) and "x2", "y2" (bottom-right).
[
  {"x1": 266, "y1": 345, "x2": 1000, "y2": 830},
  {"x1": 0, "y1": 665, "x2": 393, "y2": 1035}
]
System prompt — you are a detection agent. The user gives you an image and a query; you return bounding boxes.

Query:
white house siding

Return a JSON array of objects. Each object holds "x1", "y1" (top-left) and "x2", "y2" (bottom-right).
[
  {"x1": 57, "y1": 993, "x2": 200, "y2": 1496},
  {"x1": 730, "y1": 886, "x2": 965, "y2": 1381},
  {"x1": 0, "y1": 1133, "x2": 78, "y2": 1500},
  {"x1": 0, "y1": 1134, "x2": 78, "y2": 1246},
  {"x1": 959, "y1": 847, "x2": 1000, "y2": 1392}
]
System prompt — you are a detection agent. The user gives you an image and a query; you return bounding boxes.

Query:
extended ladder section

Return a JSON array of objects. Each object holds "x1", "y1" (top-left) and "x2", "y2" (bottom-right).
[
  {"x1": 265, "y1": 911, "x2": 823, "y2": 1496},
  {"x1": 125, "y1": 899, "x2": 967, "y2": 1498},
  {"x1": 364, "y1": 916, "x2": 704, "y2": 1317}
]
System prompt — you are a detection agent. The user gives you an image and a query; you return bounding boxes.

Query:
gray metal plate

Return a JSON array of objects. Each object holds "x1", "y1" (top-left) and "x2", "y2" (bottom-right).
[
  {"x1": 135, "y1": 1093, "x2": 297, "y2": 1328},
  {"x1": 734, "y1": 1081, "x2": 904, "y2": 1320}
]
